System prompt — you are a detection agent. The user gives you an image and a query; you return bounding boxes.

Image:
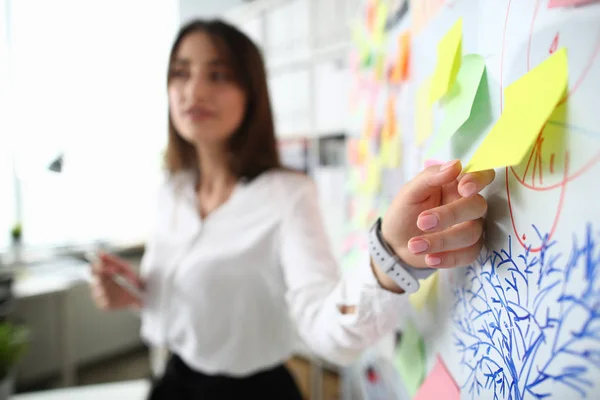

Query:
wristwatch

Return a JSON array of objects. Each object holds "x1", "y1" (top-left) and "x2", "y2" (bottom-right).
[{"x1": 368, "y1": 218, "x2": 435, "y2": 294}]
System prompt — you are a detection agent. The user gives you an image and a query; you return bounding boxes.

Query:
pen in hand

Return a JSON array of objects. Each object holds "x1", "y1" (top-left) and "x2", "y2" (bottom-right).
[{"x1": 85, "y1": 251, "x2": 144, "y2": 308}]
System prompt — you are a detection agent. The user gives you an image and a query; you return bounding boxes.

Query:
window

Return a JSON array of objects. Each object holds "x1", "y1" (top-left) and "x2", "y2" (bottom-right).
[
  {"x1": 0, "y1": 0, "x2": 15, "y2": 249},
  {"x1": 6, "y1": 0, "x2": 179, "y2": 248}
]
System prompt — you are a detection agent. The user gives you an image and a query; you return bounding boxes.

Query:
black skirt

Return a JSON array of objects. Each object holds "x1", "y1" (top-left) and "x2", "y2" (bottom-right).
[{"x1": 147, "y1": 354, "x2": 303, "y2": 400}]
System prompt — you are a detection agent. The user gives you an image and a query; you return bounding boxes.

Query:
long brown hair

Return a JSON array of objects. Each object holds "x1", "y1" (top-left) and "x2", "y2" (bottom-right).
[{"x1": 164, "y1": 19, "x2": 281, "y2": 181}]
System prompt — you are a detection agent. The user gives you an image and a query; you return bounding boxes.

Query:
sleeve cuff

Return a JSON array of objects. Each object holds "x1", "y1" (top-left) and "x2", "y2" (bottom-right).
[{"x1": 336, "y1": 259, "x2": 408, "y2": 332}]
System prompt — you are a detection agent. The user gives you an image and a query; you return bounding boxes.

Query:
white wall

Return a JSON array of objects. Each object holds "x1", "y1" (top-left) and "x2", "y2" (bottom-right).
[{"x1": 179, "y1": 0, "x2": 244, "y2": 23}]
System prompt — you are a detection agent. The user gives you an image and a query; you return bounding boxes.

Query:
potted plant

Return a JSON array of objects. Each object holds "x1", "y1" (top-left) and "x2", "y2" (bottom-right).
[
  {"x1": 10, "y1": 224, "x2": 22, "y2": 246},
  {"x1": 0, "y1": 322, "x2": 29, "y2": 399}
]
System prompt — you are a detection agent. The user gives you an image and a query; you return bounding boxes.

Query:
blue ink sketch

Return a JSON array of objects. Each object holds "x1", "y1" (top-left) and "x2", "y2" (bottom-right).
[{"x1": 453, "y1": 223, "x2": 600, "y2": 399}]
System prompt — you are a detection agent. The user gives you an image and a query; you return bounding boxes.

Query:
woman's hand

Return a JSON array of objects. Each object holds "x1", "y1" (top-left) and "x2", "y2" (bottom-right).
[
  {"x1": 372, "y1": 160, "x2": 495, "y2": 292},
  {"x1": 90, "y1": 252, "x2": 144, "y2": 310}
]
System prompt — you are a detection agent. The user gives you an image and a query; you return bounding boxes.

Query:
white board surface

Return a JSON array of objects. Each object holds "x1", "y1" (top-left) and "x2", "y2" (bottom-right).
[{"x1": 352, "y1": 1, "x2": 600, "y2": 399}]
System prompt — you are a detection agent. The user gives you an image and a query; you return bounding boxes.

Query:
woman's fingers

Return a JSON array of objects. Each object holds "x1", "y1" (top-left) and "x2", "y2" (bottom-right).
[
  {"x1": 458, "y1": 169, "x2": 496, "y2": 198},
  {"x1": 90, "y1": 279, "x2": 109, "y2": 309},
  {"x1": 408, "y1": 219, "x2": 483, "y2": 255},
  {"x1": 417, "y1": 194, "x2": 487, "y2": 232},
  {"x1": 99, "y1": 252, "x2": 142, "y2": 287},
  {"x1": 424, "y1": 236, "x2": 484, "y2": 268},
  {"x1": 403, "y1": 160, "x2": 462, "y2": 203}
]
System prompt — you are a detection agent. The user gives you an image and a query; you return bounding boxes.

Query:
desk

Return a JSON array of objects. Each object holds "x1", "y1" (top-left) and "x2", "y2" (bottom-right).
[
  {"x1": 13, "y1": 259, "x2": 91, "y2": 387},
  {"x1": 13, "y1": 379, "x2": 150, "y2": 400}
]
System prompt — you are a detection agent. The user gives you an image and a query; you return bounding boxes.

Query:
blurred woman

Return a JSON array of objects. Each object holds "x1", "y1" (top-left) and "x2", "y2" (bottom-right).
[{"x1": 90, "y1": 19, "x2": 494, "y2": 399}]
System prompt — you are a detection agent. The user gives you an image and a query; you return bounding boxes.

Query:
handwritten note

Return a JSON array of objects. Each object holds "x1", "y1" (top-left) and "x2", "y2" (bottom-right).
[
  {"x1": 409, "y1": 271, "x2": 439, "y2": 311},
  {"x1": 430, "y1": 18, "x2": 463, "y2": 104},
  {"x1": 425, "y1": 54, "x2": 486, "y2": 158},
  {"x1": 416, "y1": 77, "x2": 434, "y2": 146},
  {"x1": 395, "y1": 320, "x2": 426, "y2": 397},
  {"x1": 390, "y1": 31, "x2": 410, "y2": 83},
  {"x1": 548, "y1": 0, "x2": 600, "y2": 8},
  {"x1": 464, "y1": 48, "x2": 568, "y2": 172},
  {"x1": 414, "y1": 355, "x2": 460, "y2": 400}
]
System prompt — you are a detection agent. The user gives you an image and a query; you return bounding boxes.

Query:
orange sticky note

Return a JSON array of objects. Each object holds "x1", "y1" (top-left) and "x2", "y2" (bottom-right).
[
  {"x1": 464, "y1": 48, "x2": 568, "y2": 172},
  {"x1": 390, "y1": 31, "x2": 411, "y2": 83},
  {"x1": 366, "y1": 0, "x2": 376, "y2": 32},
  {"x1": 414, "y1": 355, "x2": 460, "y2": 400},
  {"x1": 362, "y1": 106, "x2": 376, "y2": 139},
  {"x1": 381, "y1": 96, "x2": 397, "y2": 141},
  {"x1": 430, "y1": 18, "x2": 463, "y2": 104},
  {"x1": 347, "y1": 139, "x2": 359, "y2": 165}
]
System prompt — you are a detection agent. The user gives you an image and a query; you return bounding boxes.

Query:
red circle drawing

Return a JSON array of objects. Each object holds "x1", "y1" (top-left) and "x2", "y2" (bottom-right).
[{"x1": 501, "y1": 0, "x2": 600, "y2": 251}]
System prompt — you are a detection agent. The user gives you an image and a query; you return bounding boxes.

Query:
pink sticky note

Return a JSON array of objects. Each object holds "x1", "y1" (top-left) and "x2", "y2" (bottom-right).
[
  {"x1": 414, "y1": 355, "x2": 460, "y2": 400},
  {"x1": 548, "y1": 0, "x2": 599, "y2": 7}
]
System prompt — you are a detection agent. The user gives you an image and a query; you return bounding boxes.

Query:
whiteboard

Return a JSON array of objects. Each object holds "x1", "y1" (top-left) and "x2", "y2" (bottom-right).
[{"x1": 348, "y1": 1, "x2": 600, "y2": 399}]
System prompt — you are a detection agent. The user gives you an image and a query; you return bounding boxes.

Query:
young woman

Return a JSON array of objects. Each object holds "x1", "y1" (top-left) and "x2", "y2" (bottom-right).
[{"x1": 90, "y1": 19, "x2": 494, "y2": 399}]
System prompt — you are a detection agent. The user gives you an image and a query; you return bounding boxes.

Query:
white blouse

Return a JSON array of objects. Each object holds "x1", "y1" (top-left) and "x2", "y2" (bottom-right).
[{"x1": 139, "y1": 169, "x2": 407, "y2": 377}]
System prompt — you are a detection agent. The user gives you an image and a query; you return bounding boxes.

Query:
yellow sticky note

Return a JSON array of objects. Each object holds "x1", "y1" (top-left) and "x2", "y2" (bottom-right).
[
  {"x1": 357, "y1": 138, "x2": 369, "y2": 164},
  {"x1": 465, "y1": 48, "x2": 568, "y2": 172},
  {"x1": 361, "y1": 158, "x2": 382, "y2": 194},
  {"x1": 430, "y1": 18, "x2": 463, "y2": 104},
  {"x1": 372, "y1": 2, "x2": 388, "y2": 49},
  {"x1": 381, "y1": 135, "x2": 402, "y2": 168},
  {"x1": 416, "y1": 77, "x2": 434, "y2": 146},
  {"x1": 352, "y1": 25, "x2": 371, "y2": 67},
  {"x1": 409, "y1": 272, "x2": 439, "y2": 311}
]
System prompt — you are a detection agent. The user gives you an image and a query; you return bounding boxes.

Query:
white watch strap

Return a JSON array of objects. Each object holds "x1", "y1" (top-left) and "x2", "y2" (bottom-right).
[{"x1": 368, "y1": 218, "x2": 435, "y2": 294}]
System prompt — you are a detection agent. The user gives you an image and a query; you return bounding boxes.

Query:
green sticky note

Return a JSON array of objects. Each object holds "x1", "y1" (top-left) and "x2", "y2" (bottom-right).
[
  {"x1": 394, "y1": 320, "x2": 426, "y2": 396},
  {"x1": 425, "y1": 54, "x2": 486, "y2": 158},
  {"x1": 430, "y1": 18, "x2": 463, "y2": 104},
  {"x1": 465, "y1": 47, "x2": 568, "y2": 172}
]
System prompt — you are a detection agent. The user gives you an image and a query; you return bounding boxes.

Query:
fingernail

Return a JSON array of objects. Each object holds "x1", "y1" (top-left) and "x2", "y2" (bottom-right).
[
  {"x1": 417, "y1": 214, "x2": 438, "y2": 231},
  {"x1": 408, "y1": 239, "x2": 429, "y2": 254},
  {"x1": 440, "y1": 160, "x2": 459, "y2": 171},
  {"x1": 426, "y1": 255, "x2": 442, "y2": 266},
  {"x1": 460, "y1": 182, "x2": 477, "y2": 197}
]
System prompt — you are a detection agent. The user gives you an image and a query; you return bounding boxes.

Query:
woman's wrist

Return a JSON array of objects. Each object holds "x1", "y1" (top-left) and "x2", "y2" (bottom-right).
[{"x1": 369, "y1": 257, "x2": 405, "y2": 294}]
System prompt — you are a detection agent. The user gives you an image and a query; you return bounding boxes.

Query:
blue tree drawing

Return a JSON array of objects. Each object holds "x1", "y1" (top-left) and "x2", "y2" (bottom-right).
[{"x1": 453, "y1": 223, "x2": 600, "y2": 400}]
